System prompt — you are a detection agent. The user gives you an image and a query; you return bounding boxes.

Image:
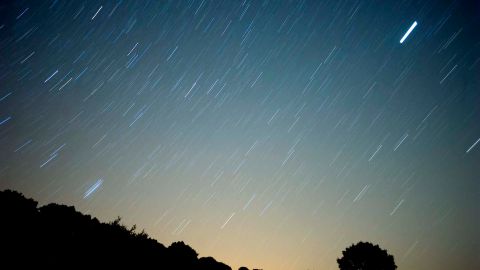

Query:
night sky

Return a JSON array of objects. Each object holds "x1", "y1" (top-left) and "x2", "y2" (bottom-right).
[{"x1": 1, "y1": 1, "x2": 479, "y2": 269}]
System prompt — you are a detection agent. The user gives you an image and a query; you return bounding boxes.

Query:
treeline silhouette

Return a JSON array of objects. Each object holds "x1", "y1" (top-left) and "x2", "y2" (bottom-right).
[
  {"x1": 0, "y1": 189, "x2": 237, "y2": 269},
  {"x1": 1, "y1": 189, "x2": 396, "y2": 270}
]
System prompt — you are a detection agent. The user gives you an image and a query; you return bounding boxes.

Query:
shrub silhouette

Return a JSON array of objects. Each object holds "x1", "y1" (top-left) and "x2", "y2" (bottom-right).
[
  {"x1": 0, "y1": 189, "x2": 231, "y2": 269},
  {"x1": 197, "y1": 257, "x2": 232, "y2": 270},
  {"x1": 337, "y1": 241, "x2": 397, "y2": 270},
  {"x1": 167, "y1": 241, "x2": 199, "y2": 268}
]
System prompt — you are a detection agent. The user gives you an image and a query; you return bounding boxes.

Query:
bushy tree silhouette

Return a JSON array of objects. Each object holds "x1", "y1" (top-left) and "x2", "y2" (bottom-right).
[
  {"x1": 197, "y1": 256, "x2": 232, "y2": 270},
  {"x1": 337, "y1": 241, "x2": 397, "y2": 270},
  {"x1": 0, "y1": 189, "x2": 232, "y2": 269},
  {"x1": 167, "y1": 241, "x2": 199, "y2": 268}
]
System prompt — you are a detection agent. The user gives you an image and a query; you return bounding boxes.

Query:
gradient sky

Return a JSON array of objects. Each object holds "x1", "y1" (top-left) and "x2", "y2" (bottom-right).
[{"x1": 1, "y1": 1, "x2": 479, "y2": 269}]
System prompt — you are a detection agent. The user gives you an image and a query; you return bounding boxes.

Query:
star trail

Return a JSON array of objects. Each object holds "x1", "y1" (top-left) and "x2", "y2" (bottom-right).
[
  {"x1": 399, "y1": 21, "x2": 417, "y2": 44},
  {"x1": 0, "y1": 1, "x2": 479, "y2": 269}
]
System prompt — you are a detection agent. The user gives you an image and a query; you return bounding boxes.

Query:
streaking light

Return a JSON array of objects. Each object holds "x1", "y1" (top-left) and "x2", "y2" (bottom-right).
[
  {"x1": 84, "y1": 178, "x2": 103, "y2": 199},
  {"x1": 466, "y1": 137, "x2": 480, "y2": 153},
  {"x1": 400, "y1": 21, "x2": 417, "y2": 44}
]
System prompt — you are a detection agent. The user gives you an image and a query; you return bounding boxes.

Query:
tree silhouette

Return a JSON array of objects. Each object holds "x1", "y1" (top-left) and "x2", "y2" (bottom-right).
[
  {"x1": 0, "y1": 189, "x2": 232, "y2": 269},
  {"x1": 337, "y1": 241, "x2": 397, "y2": 270},
  {"x1": 197, "y1": 256, "x2": 232, "y2": 270},
  {"x1": 167, "y1": 241, "x2": 199, "y2": 268}
]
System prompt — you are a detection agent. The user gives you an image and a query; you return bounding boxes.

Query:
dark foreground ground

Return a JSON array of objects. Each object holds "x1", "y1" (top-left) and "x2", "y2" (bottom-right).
[{"x1": 0, "y1": 189, "x2": 234, "y2": 269}]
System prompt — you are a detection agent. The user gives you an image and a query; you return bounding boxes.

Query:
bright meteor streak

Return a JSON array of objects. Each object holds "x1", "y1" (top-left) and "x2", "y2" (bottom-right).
[
  {"x1": 84, "y1": 178, "x2": 104, "y2": 199},
  {"x1": 400, "y1": 21, "x2": 417, "y2": 44}
]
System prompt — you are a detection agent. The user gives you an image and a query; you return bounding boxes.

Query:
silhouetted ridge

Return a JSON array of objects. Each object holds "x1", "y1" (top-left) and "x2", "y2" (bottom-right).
[{"x1": 0, "y1": 189, "x2": 231, "y2": 269}]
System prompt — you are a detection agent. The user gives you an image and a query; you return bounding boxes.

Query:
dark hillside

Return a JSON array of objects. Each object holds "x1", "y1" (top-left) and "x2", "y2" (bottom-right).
[{"x1": 0, "y1": 189, "x2": 231, "y2": 269}]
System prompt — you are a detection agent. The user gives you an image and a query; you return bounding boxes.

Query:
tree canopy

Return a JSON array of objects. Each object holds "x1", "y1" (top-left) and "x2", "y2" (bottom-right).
[{"x1": 337, "y1": 241, "x2": 397, "y2": 270}]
